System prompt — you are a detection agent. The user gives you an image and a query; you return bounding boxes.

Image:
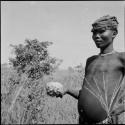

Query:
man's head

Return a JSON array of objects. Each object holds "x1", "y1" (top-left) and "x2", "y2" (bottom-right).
[{"x1": 91, "y1": 15, "x2": 119, "y2": 48}]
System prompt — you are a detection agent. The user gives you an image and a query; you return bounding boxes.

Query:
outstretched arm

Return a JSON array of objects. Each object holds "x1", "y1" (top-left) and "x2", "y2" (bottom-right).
[
  {"x1": 63, "y1": 75, "x2": 87, "y2": 99},
  {"x1": 49, "y1": 60, "x2": 88, "y2": 99},
  {"x1": 64, "y1": 59, "x2": 89, "y2": 99},
  {"x1": 63, "y1": 78, "x2": 86, "y2": 99},
  {"x1": 64, "y1": 88, "x2": 81, "y2": 99},
  {"x1": 46, "y1": 81, "x2": 82, "y2": 99}
]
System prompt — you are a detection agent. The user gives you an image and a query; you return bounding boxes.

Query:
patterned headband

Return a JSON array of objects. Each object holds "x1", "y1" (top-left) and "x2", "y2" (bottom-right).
[{"x1": 91, "y1": 15, "x2": 119, "y2": 32}]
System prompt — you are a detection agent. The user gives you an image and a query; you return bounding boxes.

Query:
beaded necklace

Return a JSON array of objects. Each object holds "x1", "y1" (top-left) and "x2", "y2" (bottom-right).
[{"x1": 99, "y1": 50, "x2": 116, "y2": 56}]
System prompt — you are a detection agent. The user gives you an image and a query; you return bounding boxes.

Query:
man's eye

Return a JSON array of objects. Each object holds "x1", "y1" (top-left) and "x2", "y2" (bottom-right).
[
  {"x1": 99, "y1": 30, "x2": 105, "y2": 33},
  {"x1": 93, "y1": 31, "x2": 98, "y2": 35},
  {"x1": 93, "y1": 29, "x2": 105, "y2": 34}
]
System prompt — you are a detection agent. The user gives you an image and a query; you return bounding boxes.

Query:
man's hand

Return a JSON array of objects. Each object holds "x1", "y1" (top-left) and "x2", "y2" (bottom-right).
[{"x1": 46, "y1": 82, "x2": 68, "y2": 98}]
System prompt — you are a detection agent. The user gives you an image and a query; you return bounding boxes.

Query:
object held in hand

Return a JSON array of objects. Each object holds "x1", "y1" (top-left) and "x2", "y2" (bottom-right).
[{"x1": 46, "y1": 82, "x2": 64, "y2": 98}]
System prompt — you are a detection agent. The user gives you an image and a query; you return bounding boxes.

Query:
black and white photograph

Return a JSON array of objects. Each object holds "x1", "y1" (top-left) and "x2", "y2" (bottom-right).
[{"x1": 1, "y1": 1, "x2": 125, "y2": 124}]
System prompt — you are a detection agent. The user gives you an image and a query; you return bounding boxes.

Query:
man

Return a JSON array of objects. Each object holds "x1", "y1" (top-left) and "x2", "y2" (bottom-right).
[{"x1": 47, "y1": 15, "x2": 125, "y2": 124}]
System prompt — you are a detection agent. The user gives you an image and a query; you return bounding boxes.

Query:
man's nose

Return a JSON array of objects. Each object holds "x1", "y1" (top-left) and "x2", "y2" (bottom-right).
[{"x1": 95, "y1": 33, "x2": 100, "y2": 39}]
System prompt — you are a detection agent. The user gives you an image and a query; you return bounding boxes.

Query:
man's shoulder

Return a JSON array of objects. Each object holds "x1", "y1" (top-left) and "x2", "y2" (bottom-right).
[
  {"x1": 116, "y1": 51, "x2": 125, "y2": 66},
  {"x1": 116, "y1": 51, "x2": 125, "y2": 59},
  {"x1": 87, "y1": 55, "x2": 98, "y2": 61},
  {"x1": 85, "y1": 55, "x2": 98, "y2": 70},
  {"x1": 119, "y1": 52, "x2": 125, "y2": 58},
  {"x1": 86, "y1": 55, "x2": 98, "y2": 64}
]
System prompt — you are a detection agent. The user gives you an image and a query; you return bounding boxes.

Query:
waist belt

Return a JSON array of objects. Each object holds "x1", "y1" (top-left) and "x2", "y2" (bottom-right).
[{"x1": 97, "y1": 116, "x2": 113, "y2": 124}]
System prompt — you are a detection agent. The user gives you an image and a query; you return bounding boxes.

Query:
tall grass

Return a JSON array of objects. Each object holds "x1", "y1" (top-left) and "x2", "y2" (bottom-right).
[{"x1": 1, "y1": 65, "x2": 125, "y2": 124}]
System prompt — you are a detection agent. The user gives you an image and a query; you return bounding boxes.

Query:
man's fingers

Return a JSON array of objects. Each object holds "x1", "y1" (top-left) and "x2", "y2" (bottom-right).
[
  {"x1": 46, "y1": 82, "x2": 64, "y2": 98},
  {"x1": 46, "y1": 88, "x2": 63, "y2": 98}
]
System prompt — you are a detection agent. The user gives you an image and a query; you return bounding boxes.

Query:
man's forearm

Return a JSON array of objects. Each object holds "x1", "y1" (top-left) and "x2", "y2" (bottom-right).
[{"x1": 66, "y1": 88, "x2": 81, "y2": 99}]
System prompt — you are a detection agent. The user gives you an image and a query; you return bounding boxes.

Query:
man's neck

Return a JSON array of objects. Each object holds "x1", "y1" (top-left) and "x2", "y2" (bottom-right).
[
  {"x1": 100, "y1": 49, "x2": 114, "y2": 54},
  {"x1": 100, "y1": 44, "x2": 114, "y2": 54}
]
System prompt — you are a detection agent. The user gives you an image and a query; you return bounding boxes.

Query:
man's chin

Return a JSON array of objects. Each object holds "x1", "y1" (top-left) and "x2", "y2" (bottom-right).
[
  {"x1": 96, "y1": 45, "x2": 101, "y2": 48},
  {"x1": 96, "y1": 44, "x2": 105, "y2": 48}
]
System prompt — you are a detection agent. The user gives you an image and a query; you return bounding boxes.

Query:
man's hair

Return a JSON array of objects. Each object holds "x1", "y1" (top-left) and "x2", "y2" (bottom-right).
[{"x1": 91, "y1": 15, "x2": 119, "y2": 34}]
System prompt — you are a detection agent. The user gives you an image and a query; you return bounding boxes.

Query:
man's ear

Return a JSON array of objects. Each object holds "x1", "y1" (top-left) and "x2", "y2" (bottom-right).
[{"x1": 112, "y1": 31, "x2": 117, "y2": 38}]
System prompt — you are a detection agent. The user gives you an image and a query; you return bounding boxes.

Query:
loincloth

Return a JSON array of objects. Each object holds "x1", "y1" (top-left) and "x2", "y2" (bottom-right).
[{"x1": 97, "y1": 116, "x2": 114, "y2": 124}]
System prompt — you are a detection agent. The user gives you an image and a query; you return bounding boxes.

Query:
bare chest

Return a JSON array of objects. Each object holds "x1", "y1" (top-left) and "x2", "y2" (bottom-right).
[{"x1": 86, "y1": 55, "x2": 123, "y2": 74}]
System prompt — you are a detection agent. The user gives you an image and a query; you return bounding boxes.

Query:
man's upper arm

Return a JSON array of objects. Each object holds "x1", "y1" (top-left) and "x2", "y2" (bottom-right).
[
  {"x1": 82, "y1": 55, "x2": 97, "y2": 88},
  {"x1": 85, "y1": 55, "x2": 97, "y2": 73},
  {"x1": 81, "y1": 58, "x2": 90, "y2": 88},
  {"x1": 120, "y1": 52, "x2": 125, "y2": 68}
]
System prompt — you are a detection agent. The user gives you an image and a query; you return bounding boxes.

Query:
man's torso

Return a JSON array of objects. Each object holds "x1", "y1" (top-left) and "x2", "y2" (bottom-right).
[{"x1": 78, "y1": 52, "x2": 124, "y2": 123}]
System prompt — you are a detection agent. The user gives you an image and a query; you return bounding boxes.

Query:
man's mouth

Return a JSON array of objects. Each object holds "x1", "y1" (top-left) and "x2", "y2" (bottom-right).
[
  {"x1": 95, "y1": 39, "x2": 102, "y2": 43},
  {"x1": 95, "y1": 39, "x2": 102, "y2": 42}
]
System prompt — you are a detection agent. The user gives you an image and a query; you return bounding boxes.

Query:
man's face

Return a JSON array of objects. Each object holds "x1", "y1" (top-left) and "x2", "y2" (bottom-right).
[{"x1": 92, "y1": 28, "x2": 115, "y2": 48}]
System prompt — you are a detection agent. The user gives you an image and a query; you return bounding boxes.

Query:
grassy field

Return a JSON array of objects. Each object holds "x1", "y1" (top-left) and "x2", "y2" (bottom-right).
[{"x1": 1, "y1": 64, "x2": 125, "y2": 124}]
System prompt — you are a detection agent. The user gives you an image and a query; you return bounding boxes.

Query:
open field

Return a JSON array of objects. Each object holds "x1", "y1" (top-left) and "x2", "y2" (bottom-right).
[{"x1": 1, "y1": 64, "x2": 125, "y2": 124}]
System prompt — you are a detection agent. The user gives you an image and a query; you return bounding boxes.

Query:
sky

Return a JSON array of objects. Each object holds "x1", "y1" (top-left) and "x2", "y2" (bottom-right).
[{"x1": 1, "y1": 1, "x2": 125, "y2": 69}]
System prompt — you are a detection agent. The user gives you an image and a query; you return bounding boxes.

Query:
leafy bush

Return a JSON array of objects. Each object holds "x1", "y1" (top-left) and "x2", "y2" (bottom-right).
[{"x1": 9, "y1": 39, "x2": 61, "y2": 79}]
